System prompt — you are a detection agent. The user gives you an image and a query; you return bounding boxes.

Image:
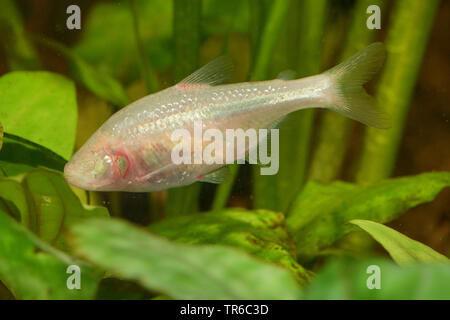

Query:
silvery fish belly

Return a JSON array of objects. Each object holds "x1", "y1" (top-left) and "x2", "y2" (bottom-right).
[{"x1": 64, "y1": 43, "x2": 390, "y2": 192}]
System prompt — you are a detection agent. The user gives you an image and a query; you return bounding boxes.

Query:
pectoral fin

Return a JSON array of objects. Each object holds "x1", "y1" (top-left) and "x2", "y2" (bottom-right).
[{"x1": 197, "y1": 167, "x2": 230, "y2": 184}]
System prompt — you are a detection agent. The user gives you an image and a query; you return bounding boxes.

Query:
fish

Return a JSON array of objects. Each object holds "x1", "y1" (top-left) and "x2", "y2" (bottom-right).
[{"x1": 64, "y1": 43, "x2": 389, "y2": 192}]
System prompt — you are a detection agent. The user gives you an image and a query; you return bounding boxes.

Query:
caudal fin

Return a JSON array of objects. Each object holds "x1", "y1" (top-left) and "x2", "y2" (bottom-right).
[{"x1": 325, "y1": 42, "x2": 391, "y2": 129}]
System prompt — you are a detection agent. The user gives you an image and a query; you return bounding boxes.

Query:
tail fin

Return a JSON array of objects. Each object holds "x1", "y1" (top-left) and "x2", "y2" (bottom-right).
[{"x1": 325, "y1": 42, "x2": 391, "y2": 129}]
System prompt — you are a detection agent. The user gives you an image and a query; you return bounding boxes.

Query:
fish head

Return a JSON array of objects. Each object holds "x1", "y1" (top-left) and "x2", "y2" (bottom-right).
[{"x1": 64, "y1": 135, "x2": 131, "y2": 191}]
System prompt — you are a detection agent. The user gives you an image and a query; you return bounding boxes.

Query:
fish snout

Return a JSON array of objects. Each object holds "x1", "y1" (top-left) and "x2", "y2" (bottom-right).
[{"x1": 64, "y1": 159, "x2": 95, "y2": 190}]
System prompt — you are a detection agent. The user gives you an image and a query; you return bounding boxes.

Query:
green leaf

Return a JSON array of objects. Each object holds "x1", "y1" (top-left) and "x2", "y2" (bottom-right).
[
  {"x1": 304, "y1": 257, "x2": 450, "y2": 300},
  {"x1": 0, "y1": 0, "x2": 41, "y2": 70},
  {"x1": 350, "y1": 220, "x2": 449, "y2": 265},
  {"x1": 73, "y1": 0, "x2": 172, "y2": 83},
  {"x1": 69, "y1": 218, "x2": 302, "y2": 299},
  {"x1": 0, "y1": 122, "x2": 3, "y2": 151},
  {"x1": 309, "y1": 0, "x2": 387, "y2": 184},
  {"x1": 0, "y1": 211, "x2": 100, "y2": 299},
  {"x1": 253, "y1": 0, "x2": 328, "y2": 212},
  {"x1": 355, "y1": 0, "x2": 440, "y2": 183},
  {"x1": 286, "y1": 172, "x2": 450, "y2": 261},
  {"x1": 35, "y1": 37, "x2": 129, "y2": 107},
  {"x1": 0, "y1": 168, "x2": 109, "y2": 251},
  {"x1": 0, "y1": 71, "x2": 77, "y2": 159},
  {"x1": 149, "y1": 208, "x2": 312, "y2": 285},
  {"x1": 0, "y1": 134, "x2": 66, "y2": 176},
  {"x1": 69, "y1": 51, "x2": 129, "y2": 107}
]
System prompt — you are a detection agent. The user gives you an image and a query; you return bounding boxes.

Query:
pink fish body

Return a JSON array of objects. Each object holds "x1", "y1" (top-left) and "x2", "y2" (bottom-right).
[{"x1": 65, "y1": 43, "x2": 389, "y2": 192}]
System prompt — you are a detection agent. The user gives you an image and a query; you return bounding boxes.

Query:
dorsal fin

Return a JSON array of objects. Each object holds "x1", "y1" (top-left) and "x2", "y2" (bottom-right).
[{"x1": 178, "y1": 56, "x2": 233, "y2": 86}]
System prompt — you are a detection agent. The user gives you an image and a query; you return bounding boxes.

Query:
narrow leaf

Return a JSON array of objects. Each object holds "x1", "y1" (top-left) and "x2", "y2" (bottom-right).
[
  {"x1": 350, "y1": 220, "x2": 449, "y2": 265},
  {"x1": 304, "y1": 257, "x2": 450, "y2": 300},
  {"x1": 35, "y1": 37, "x2": 129, "y2": 107},
  {"x1": 355, "y1": 0, "x2": 441, "y2": 184},
  {"x1": 286, "y1": 172, "x2": 450, "y2": 261}
]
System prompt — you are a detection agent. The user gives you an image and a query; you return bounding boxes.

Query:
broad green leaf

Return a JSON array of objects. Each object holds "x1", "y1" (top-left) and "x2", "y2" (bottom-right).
[
  {"x1": 0, "y1": 0, "x2": 41, "y2": 70},
  {"x1": 0, "y1": 71, "x2": 77, "y2": 159},
  {"x1": 73, "y1": 0, "x2": 172, "y2": 83},
  {"x1": 350, "y1": 220, "x2": 449, "y2": 265},
  {"x1": 286, "y1": 172, "x2": 450, "y2": 261},
  {"x1": 69, "y1": 218, "x2": 302, "y2": 299},
  {"x1": 0, "y1": 168, "x2": 109, "y2": 251},
  {"x1": 149, "y1": 208, "x2": 312, "y2": 285},
  {"x1": 0, "y1": 211, "x2": 100, "y2": 299},
  {"x1": 36, "y1": 37, "x2": 129, "y2": 107},
  {"x1": 304, "y1": 257, "x2": 450, "y2": 300}
]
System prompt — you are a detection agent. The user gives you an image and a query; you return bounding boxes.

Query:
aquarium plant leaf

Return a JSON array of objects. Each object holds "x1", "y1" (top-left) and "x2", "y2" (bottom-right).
[
  {"x1": 0, "y1": 168, "x2": 109, "y2": 251},
  {"x1": 211, "y1": 164, "x2": 240, "y2": 210},
  {"x1": 73, "y1": 0, "x2": 172, "y2": 83},
  {"x1": 129, "y1": 0, "x2": 160, "y2": 94},
  {"x1": 263, "y1": 0, "x2": 329, "y2": 212},
  {"x1": 35, "y1": 36, "x2": 129, "y2": 107},
  {"x1": 304, "y1": 257, "x2": 450, "y2": 300},
  {"x1": 250, "y1": 0, "x2": 292, "y2": 210},
  {"x1": 0, "y1": 71, "x2": 77, "y2": 159},
  {"x1": 308, "y1": 0, "x2": 387, "y2": 183},
  {"x1": 350, "y1": 220, "x2": 449, "y2": 265},
  {"x1": 165, "y1": 0, "x2": 202, "y2": 217},
  {"x1": 0, "y1": 211, "x2": 100, "y2": 299},
  {"x1": 286, "y1": 172, "x2": 450, "y2": 261},
  {"x1": 149, "y1": 208, "x2": 312, "y2": 285},
  {"x1": 0, "y1": 0, "x2": 41, "y2": 70},
  {"x1": 68, "y1": 217, "x2": 302, "y2": 300},
  {"x1": 202, "y1": 0, "x2": 249, "y2": 36},
  {"x1": 0, "y1": 135, "x2": 66, "y2": 176},
  {"x1": 355, "y1": 0, "x2": 441, "y2": 184},
  {"x1": 0, "y1": 122, "x2": 3, "y2": 151}
]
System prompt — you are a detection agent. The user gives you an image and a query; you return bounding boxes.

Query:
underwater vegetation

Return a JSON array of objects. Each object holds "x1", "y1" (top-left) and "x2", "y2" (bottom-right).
[{"x1": 0, "y1": 0, "x2": 449, "y2": 300}]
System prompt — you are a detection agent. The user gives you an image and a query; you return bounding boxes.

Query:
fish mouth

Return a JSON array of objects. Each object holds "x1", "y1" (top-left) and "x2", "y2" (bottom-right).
[
  {"x1": 64, "y1": 172, "x2": 109, "y2": 191},
  {"x1": 64, "y1": 162, "x2": 96, "y2": 191},
  {"x1": 64, "y1": 171, "x2": 92, "y2": 190},
  {"x1": 64, "y1": 167, "x2": 117, "y2": 192}
]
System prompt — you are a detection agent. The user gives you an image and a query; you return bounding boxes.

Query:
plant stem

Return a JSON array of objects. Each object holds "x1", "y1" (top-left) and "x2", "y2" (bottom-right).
[
  {"x1": 129, "y1": 0, "x2": 159, "y2": 93},
  {"x1": 253, "y1": 0, "x2": 327, "y2": 211},
  {"x1": 249, "y1": 0, "x2": 291, "y2": 210},
  {"x1": 166, "y1": 0, "x2": 202, "y2": 217},
  {"x1": 355, "y1": 0, "x2": 440, "y2": 184},
  {"x1": 172, "y1": 0, "x2": 201, "y2": 82},
  {"x1": 211, "y1": 165, "x2": 239, "y2": 210},
  {"x1": 308, "y1": 0, "x2": 387, "y2": 183},
  {"x1": 250, "y1": 0, "x2": 291, "y2": 81},
  {"x1": 210, "y1": 0, "x2": 268, "y2": 211}
]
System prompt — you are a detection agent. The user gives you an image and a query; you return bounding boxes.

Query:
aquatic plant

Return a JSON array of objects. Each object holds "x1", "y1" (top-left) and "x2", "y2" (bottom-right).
[{"x1": 0, "y1": 0, "x2": 448, "y2": 300}]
